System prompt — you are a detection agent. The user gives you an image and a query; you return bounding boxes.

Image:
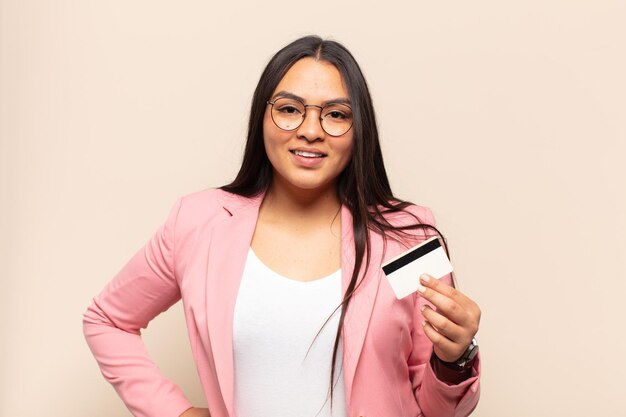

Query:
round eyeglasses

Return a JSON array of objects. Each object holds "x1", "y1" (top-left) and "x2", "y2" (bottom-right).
[{"x1": 266, "y1": 97, "x2": 353, "y2": 137}]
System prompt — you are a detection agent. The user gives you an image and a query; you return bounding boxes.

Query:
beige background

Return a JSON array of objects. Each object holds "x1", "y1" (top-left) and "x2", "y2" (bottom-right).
[{"x1": 2, "y1": 1, "x2": 625, "y2": 416}]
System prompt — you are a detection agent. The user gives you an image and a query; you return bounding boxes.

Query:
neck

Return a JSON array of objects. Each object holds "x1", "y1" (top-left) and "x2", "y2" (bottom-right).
[{"x1": 261, "y1": 178, "x2": 341, "y2": 224}]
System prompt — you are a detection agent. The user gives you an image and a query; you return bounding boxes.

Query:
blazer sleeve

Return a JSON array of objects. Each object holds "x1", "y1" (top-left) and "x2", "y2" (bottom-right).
[
  {"x1": 82, "y1": 197, "x2": 193, "y2": 417},
  {"x1": 407, "y1": 207, "x2": 481, "y2": 417}
]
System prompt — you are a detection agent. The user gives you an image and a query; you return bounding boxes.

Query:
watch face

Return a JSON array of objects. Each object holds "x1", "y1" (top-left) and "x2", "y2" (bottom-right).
[
  {"x1": 466, "y1": 344, "x2": 478, "y2": 361},
  {"x1": 457, "y1": 338, "x2": 478, "y2": 368},
  {"x1": 465, "y1": 339, "x2": 479, "y2": 362}
]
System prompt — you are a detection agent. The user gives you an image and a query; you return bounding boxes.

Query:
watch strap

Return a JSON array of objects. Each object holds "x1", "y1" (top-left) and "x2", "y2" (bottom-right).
[{"x1": 437, "y1": 338, "x2": 479, "y2": 371}]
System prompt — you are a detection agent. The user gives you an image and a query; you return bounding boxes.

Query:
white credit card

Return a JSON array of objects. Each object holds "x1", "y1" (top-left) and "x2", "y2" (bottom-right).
[{"x1": 382, "y1": 236, "x2": 454, "y2": 299}]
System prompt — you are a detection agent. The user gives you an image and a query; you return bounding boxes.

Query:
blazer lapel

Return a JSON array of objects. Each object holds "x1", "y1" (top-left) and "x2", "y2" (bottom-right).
[
  {"x1": 203, "y1": 193, "x2": 383, "y2": 414},
  {"x1": 340, "y1": 205, "x2": 384, "y2": 405},
  {"x1": 205, "y1": 192, "x2": 263, "y2": 417}
]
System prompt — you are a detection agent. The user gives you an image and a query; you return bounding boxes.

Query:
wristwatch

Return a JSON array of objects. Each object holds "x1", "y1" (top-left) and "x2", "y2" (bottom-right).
[
  {"x1": 456, "y1": 337, "x2": 479, "y2": 368},
  {"x1": 440, "y1": 338, "x2": 479, "y2": 371}
]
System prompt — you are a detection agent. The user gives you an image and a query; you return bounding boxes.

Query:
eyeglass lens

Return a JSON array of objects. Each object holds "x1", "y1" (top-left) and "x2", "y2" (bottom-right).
[{"x1": 269, "y1": 98, "x2": 353, "y2": 137}]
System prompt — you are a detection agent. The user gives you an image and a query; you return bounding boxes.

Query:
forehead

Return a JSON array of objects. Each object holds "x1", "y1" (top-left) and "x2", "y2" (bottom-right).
[{"x1": 272, "y1": 58, "x2": 349, "y2": 102}]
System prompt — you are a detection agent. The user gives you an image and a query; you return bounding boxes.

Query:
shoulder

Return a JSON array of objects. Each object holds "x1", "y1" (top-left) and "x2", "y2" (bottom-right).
[
  {"x1": 177, "y1": 187, "x2": 255, "y2": 212},
  {"x1": 377, "y1": 201, "x2": 437, "y2": 228},
  {"x1": 372, "y1": 202, "x2": 441, "y2": 253},
  {"x1": 177, "y1": 188, "x2": 228, "y2": 214},
  {"x1": 169, "y1": 188, "x2": 255, "y2": 231}
]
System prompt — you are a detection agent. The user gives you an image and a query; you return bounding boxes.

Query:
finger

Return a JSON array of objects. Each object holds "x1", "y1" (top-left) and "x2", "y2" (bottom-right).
[
  {"x1": 418, "y1": 274, "x2": 481, "y2": 328},
  {"x1": 421, "y1": 320, "x2": 465, "y2": 362},
  {"x1": 417, "y1": 284, "x2": 468, "y2": 325},
  {"x1": 420, "y1": 305, "x2": 464, "y2": 342},
  {"x1": 419, "y1": 274, "x2": 464, "y2": 302}
]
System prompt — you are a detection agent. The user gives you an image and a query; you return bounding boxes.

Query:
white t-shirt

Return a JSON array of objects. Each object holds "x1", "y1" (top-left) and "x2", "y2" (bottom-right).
[{"x1": 233, "y1": 248, "x2": 348, "y2": 417}]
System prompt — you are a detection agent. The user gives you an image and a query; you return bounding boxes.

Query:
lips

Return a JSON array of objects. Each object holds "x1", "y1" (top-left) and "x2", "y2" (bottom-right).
[{"x1": 290, "y1": 149, "x2": 327, "y2": 158}]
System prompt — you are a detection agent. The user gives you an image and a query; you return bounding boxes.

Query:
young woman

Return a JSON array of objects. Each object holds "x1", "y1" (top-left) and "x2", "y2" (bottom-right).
[{"x1": 84, "y1": 36, "x2": 481, "y2": 417}]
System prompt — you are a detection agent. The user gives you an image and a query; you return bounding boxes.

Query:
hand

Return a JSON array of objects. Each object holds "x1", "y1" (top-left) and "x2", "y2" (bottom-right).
[
  {"x1": 417, "y1": 274, "x2": 481, "y2": 363},
  {"x1": 179, "y1": 407, "x2": 211, "y2": 417}
]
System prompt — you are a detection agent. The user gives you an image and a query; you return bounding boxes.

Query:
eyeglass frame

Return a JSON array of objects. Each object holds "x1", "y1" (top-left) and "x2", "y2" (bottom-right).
[{"x1": 266, "y1": 98, "x2": 354, "y2": 137}]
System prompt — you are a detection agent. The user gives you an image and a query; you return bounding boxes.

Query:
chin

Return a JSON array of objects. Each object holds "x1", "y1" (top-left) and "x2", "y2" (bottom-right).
[
  {"x1": 277, "y1": 173, "x2": 336, "y2": 194},
  {"x1": 292, "y1": 180, "x2": 332, "y2": 192}
]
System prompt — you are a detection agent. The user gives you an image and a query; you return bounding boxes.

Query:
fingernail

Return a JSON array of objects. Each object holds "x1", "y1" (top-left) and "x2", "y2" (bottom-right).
[
  {"x1": 420, "y1": 274, "x2": 431, "y2": 283},
  {"x1": 417, "y1": 284, "x2": 426, "y2": 294}
]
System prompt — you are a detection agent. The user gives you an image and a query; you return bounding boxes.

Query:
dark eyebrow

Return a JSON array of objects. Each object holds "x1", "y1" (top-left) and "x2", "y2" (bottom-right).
[
  {"x1": 272, "y1": 90, "x2": 351, "y2": 107},
  {"x1": 324, "y1": 97, "x2": 351, "y2": 107},
  {"x1": 272, "y1": 91, "x2": 304, "y2": 103}
]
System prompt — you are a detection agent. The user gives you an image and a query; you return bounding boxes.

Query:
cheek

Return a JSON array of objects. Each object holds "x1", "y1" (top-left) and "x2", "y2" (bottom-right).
[
  {"x1": 262, "y1": 114, "x2": 272, "y2": 148},
  {"x1": 262, "y1": 119, "x2": 280, "y2": 154},
  {"x1": 262, "y1": 120, "x2": 291, "y2": 168},
  {"x1": 338, "y1": 137, "x2": 355, "y2": 165}
]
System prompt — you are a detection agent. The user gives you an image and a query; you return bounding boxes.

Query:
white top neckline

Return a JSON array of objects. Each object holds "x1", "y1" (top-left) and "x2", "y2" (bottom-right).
[
  {"x1": 233, "y1": 248, "x2": 348, "y2": 417},
  {"x1": 249, "y1": 247, "x2": 342, "y2": 285}
]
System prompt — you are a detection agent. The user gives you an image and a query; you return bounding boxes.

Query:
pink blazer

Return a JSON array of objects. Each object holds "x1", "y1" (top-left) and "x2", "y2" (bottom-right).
[{"x1": 83, "y1": 189, "x2": 480, "y2": 417}]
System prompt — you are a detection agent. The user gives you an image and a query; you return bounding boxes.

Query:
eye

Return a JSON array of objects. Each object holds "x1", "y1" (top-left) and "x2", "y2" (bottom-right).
[
  {"x1": 327, "y1": 110, "x2": 347, "y2": 119},
  {"x1": 323, "y1": 105, "x2": 352, "y2": 121},
  {"x1": 277, "y1": 104, "x2": 303, "y2": 115},
  {"x1": 272, "y1": 98, "x2": 305, "y2": 116}
]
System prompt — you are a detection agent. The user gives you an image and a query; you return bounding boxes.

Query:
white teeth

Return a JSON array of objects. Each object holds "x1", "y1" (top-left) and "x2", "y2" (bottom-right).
[{"x1": 293, "y1": 150, "x2": 324, "y2": 158}]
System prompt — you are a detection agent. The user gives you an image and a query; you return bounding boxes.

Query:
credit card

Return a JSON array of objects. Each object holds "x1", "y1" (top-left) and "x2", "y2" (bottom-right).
[{"x1": 382, "y1": 236, "x2": 453, "y2": 299}]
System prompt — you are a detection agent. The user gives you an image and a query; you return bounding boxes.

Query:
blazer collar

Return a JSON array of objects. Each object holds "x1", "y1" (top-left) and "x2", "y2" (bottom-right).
[{"x1": 206, "y1": 190, "x2": 381, "y2": 415}]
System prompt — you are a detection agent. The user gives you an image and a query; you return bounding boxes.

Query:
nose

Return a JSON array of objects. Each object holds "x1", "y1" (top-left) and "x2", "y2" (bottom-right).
[{"x1": 296, "y1": 105, "x2": 325, "y2": 142}]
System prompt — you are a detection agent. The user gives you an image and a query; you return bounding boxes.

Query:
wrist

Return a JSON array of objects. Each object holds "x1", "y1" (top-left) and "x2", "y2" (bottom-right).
[
  {"x1": 430, "y1": 338, "x2": 478, "y2": 384},
  {"x1": 430, "y1": 353, "x2": 473, "y2": 385}
]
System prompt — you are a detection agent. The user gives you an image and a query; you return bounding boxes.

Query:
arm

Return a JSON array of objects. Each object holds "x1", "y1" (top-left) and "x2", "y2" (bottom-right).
[
  {"x1": 83, "y1": 198, "x2": 193, "y2": 417},
  {"x1": 407, "y1": 208, "x2": 481, "y2": 417},
  {"x1": 412, "y1": 274, "x2": 481, "y2": 417}
]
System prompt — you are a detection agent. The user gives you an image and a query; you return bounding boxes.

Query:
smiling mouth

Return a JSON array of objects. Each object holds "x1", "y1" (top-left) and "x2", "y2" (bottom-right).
[{"x1": 290, "y1": 150, "x2": 327, "y2": 158}]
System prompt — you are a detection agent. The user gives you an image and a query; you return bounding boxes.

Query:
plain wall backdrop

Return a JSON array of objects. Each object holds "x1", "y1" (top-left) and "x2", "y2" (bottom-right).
[{"x1": 1, "y1": 1, "x2": 625, "y2": 416}]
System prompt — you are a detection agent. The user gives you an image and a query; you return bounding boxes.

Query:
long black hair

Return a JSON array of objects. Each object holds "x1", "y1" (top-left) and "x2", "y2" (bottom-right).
[{"x1": 222, "y1": 35, "x2": 448, "y2": 402}]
